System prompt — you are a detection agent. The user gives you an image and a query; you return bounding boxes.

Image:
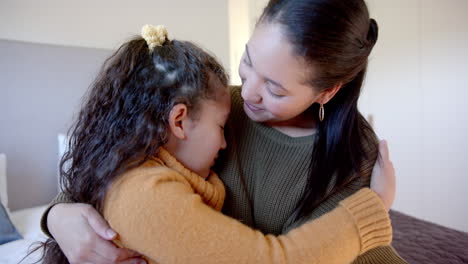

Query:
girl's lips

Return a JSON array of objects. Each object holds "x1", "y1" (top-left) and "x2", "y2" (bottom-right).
[{"x1": 245, "y1": 102, "x2": 263, "y2": 112}]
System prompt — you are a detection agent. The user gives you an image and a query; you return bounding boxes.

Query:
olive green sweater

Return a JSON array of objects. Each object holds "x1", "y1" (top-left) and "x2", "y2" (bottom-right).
[
  {"x1": 42, "y1": 86, "x2": 407, "y2": 263},
  {"x1": 218, "y1": 87, "x2": 407, "y2": 263}
]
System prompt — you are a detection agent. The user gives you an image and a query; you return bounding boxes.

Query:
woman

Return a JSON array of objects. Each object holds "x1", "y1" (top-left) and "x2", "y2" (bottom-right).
[{"x1": 42, "y1": 0, "x2": 406, "y2": 263}]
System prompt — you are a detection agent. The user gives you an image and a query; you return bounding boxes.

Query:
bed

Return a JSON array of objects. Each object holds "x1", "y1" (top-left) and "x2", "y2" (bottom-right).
[
  {"x1": 390, "y1": 210, "x2": 468, "y2": 263},
  {"x1": 0, "y1": 206, "x2": 48, "y2": 263},
  {"x1": 0, "y1": 154, "x2": 47, "y2": 264},
  {"x1": 1, "y1": 151, "x2": 467, "y2": 263}
]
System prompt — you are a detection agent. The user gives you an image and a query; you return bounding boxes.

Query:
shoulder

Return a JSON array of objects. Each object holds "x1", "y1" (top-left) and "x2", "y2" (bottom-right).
[
  {"x1": 353, "y1": 115, "x2": 380, "y2": 186},
  {"x1": 108, "y1": 161, "x2": 192, "y2": 200},
  {"x1": 229, "y1": 85, "x2": 241, "y2": 96},
  {"x1": 228, "y1": 85, "x2": 244, "y2": 114},
  {"x1": 359, "y1": 116, "x2": 379, "y2": 163},
  {"x1": 103, "y1": 161, "x2": 195, "y2": 220}
]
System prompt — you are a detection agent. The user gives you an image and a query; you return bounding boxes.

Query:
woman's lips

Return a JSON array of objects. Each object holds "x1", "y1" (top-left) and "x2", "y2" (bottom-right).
[{"x1": 245, "y1": 102, "x2": 263, "y2": 112}]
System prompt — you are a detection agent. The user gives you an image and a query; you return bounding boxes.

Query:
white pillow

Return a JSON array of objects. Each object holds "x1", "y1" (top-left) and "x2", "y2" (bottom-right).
[{"x1": 0, "y1": 153, "x2": 8, "y2": 210}]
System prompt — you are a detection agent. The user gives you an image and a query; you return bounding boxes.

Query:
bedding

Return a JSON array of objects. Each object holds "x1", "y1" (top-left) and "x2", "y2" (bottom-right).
[
  {"x1": 0, "y1": 200, "x2": 22, "y2": 245},
  {"x1": 0, "y1": 205, "x2": 48, "y2": 264},
  {"x1": 390, "y1": 210, "x2": 468, "y2": 264}
]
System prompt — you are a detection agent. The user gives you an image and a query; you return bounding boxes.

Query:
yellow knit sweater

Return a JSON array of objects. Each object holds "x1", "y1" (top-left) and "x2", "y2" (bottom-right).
[{"x1": 103, "y1": 148, "x2": 392, "y2": 264}]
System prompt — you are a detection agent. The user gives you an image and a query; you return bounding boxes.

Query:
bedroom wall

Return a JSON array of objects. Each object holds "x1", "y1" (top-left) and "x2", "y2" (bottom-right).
[
  {"x1": 361, "y1": 0, "x2": 468, "y2": 232},
  {"x1": 0, "y1": 39, "x2": 111, "y2": 210},
  {"x1": 0, "y1": 0, "x2": 230, "y2": 72},
  {"x1": 0, "y1": 0, "x2": 230, "y2": 211}
]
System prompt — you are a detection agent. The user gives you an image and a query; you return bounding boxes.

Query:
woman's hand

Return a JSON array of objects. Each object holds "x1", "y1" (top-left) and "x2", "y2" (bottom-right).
[
  {"x1": 370, "y1": 140, "x2": 396, "y2": 211},
  {"x1": 48, "y1": 203, "x2": 146, "y2": 264}
]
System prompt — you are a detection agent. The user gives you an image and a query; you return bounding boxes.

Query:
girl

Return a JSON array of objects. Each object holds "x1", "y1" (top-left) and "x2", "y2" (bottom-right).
[{"x1": 39, "y1": 24, "x2": 394, "y2": 264}]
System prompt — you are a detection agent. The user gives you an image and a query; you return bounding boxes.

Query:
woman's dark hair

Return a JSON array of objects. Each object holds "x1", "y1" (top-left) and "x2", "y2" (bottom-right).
[
  {"x1": 28, "y1": 36, "x2": 228, "y2": 264},
  {"x1": 260, "y1": 0, "x2": 380, "y2": 221}
]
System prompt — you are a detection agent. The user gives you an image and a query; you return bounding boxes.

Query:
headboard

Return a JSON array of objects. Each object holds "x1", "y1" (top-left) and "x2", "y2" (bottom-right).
[
  {"x1": 0, "y1": 135, "x2": 66, "y2": 209},
  {"x1": 57, "y1": 134, "x2": 69, "y2": 192},
  {"x1": 0, "y1": 153, "x2": 8, "y2": 209}
]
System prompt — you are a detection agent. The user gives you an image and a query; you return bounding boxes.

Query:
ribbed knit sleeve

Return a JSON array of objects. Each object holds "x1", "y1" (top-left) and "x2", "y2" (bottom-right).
[
  {"x1": 339, "y1": 188, "x2": 392, "y2": 253},
  {"x1": 104, "y1": 162, "x2": 392, "y2": 264},
  {"x1": 40, "y1": 191, "x2": 75, "y2": 238}
]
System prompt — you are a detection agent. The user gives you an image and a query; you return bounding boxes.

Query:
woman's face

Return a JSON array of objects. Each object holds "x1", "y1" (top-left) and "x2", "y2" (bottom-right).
[{"x1": 238, "y1": 22, "x2": 320, "y2": 125}]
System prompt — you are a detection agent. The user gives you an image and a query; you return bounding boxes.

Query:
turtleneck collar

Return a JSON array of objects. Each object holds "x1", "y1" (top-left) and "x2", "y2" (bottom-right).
[{"x1": 154, "y1": 148, "x2": 225, "y2": 211}]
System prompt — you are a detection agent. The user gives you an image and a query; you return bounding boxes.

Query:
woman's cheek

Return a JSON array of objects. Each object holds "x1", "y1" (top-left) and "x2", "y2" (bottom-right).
[
  {"x1": 238, "y1": 64, "x2": 247, "y2": 80},
  {"x1": 266, "y1": 100, "x2": 287, "y2": 117}
]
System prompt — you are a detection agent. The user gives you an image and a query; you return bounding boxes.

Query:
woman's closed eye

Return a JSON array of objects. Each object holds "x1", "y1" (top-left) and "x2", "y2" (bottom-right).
[
  {"x1": 243, "y1": 57, "x2": 252, "y2": 67},
  {"x1": 266, "y1": 81, "x2": 285, "y2": 98}
]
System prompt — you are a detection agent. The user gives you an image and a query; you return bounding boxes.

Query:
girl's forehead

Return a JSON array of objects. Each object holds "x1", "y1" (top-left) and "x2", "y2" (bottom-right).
[{"x1": 199, "y1": 97, "x2": 230, "y2": 122}]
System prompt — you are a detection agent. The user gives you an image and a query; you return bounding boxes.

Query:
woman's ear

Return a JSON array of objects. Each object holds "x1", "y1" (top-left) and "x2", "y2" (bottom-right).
[
  {"x1": 168, "y1": 104, "x2": 189, "y2": 139},
  {"x1": 316, "y1": 83, "x2": 342, "y2": 105}
]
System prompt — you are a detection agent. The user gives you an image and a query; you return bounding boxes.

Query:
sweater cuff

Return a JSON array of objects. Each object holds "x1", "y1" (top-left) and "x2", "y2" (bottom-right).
[
  {"x1": 339, "y1": 188, "x2": 393, "y2": 254},
  {"x1": 40, "y1": 192, "x2": 75, "y2": 239}
]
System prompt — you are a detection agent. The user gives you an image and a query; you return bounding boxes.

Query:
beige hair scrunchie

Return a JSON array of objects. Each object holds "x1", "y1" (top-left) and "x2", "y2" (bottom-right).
[{"x1": 141, "y1": 24, "x2": 168, "y2": 51}]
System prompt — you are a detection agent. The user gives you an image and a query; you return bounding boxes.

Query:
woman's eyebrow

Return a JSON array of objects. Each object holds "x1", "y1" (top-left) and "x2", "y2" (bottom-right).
[
  {"x1": 265, "y1": 77, "x2": 287, "y2": 92},
  {"x1": 245, "y1": 44, "x2": 253, "y2": 64},
  {"x1": 245, "y1": 44, "x2": 287, "y2": 92}
]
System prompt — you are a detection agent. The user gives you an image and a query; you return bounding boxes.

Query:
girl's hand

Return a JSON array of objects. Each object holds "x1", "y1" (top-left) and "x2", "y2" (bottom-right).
[
  {"x1": 48, "y1": 203, "x2": 146, "y2": 264},
  {"x1": 370, "y1": 140, "x2": 396, "y2": 211}
]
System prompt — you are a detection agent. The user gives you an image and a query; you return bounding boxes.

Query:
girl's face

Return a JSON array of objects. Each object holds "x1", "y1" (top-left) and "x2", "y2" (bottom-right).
[
  {"x1": 168, "y1": 74, "x2": 231, "y2": 178},
  {"x1": 184, "y1": 94, "x2": 230, "y2": 178},
  {"x1": 239, "y1": 22, "x2": 320, "y2": 125}
]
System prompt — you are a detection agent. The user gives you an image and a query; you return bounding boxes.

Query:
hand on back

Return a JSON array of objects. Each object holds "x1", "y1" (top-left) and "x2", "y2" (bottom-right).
[
  {"x1": 48, "y1": 203, "x2": 146, "y2": 264},
  {"x1": 370, "y1": 140, "x2": 396, "y2": 211}
]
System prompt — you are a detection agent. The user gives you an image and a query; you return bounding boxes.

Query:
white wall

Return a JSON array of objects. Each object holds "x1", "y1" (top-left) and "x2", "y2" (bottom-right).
[
  {"x1": 228, "y1": 0, "x2": 250, "y2": 85},
  {"x1": 363, "y1": 0, "x2": 468, "y2": 232},
  {"x1": 227, "y1": 0, "x2": 269, "y2": 85},
  {"x1": 0, "y1": 0, "x2": 230, "y2": 72}
]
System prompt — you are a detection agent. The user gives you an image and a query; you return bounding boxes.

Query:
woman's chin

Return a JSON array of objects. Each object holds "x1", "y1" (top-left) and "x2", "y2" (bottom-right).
[{"x1": 243, "y1": 105, "x2": 268, "y2": 122}]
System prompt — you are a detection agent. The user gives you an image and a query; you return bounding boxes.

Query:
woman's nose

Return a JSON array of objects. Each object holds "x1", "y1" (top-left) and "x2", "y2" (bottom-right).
[{"x1": 241, "y1": 78, "x2": 262, "y2": 104}]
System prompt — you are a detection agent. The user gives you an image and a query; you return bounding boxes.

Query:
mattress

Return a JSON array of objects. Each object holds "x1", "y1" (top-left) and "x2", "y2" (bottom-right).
[
  {"x1": 390, "y1": 210, "x2": 468, "y2": 264},
  {"x1": 0, "y1": 206, "x2": 48, "y2": 264}
]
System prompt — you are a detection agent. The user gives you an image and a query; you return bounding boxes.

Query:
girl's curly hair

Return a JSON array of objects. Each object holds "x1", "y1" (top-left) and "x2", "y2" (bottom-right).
[{"x1": 29, "y1": 37, "x2": 228, "y2": 264}]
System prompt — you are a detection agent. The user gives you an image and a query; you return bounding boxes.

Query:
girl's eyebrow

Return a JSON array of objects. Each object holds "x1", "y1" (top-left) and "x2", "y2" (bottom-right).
[{"x1": 245, "y1": 44, "x2": 288, "y2": 92}]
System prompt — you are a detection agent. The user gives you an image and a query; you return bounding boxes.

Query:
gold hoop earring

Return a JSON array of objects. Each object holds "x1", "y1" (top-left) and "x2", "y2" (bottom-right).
[{"x1": 319, "y1": 104, "x2": 325, "y2": 122}]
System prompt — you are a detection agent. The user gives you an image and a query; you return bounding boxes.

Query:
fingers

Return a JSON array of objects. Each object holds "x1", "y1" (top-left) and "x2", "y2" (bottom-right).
[
  {"x1": 80, "y1": 205, "x2": 145, "y2": 264},
  {"x1": 379, "y1": 139, "x2": 390, "y2": 161},
  {"x1": 93, "y1": 241, "x2": 143, "y2": 263},
  {"x1": 379, "y1": 140, "x2": 395, "y2": 176},
  {"x1": 114, "y1": 248, "x2": 143, "y2": 262},
  {"x1": 118, "y1": 258, "x2": 148, "y2": 264},
  {"x1": 67, "y1": 228, "x2": 144, "y2": 264},
  {"x1": 82, "y1": 205, "x2": 117, "y2": 240}
]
